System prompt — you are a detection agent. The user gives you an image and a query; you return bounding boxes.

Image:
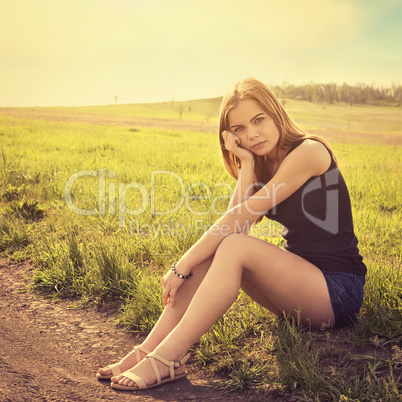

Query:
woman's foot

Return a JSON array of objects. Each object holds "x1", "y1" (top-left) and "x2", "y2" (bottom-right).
[
  {"x1": 97, "y1": 344, "x2": 151, "y2": 379},
  {"x1": 111, "y1": 352, "x2": 189, "y2": 390}
]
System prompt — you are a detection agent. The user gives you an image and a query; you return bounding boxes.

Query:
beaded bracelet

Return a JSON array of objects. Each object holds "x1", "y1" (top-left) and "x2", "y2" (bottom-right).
[{"x1": 171, "y1": 262, "x2": 193, "y2": 279}]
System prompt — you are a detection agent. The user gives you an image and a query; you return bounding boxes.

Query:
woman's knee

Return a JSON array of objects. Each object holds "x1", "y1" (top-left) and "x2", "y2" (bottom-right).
[
  {"x1": 214, "y1": 234, "x2": 250, "y2": 260},
  {"x1": 218, "y1": 233, "x2": 248, "y2": 248}
]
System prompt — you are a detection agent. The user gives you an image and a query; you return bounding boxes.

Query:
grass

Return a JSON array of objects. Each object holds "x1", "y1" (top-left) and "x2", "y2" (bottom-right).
[
  {"x1": 1, "y1": 95, "x2": 402, "y2": 143},
  {"x1": 0, "y1": 98, "x2": 401, "y2": 400}
]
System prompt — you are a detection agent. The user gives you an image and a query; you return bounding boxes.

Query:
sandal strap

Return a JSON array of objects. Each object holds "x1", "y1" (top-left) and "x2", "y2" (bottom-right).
[
  {"x1": 148, "y1": 356, "x2": 163, "y2": 384},
  {"x1": 146, "y1": 352, "x2": 191, "y2": 382},
  {"x1": 175, "y1": 352, "x2": 191, "y2": 368},
  {"x1": 107, "y1": 344, "x2": 151, "y2": 377},
  {"x1": 122, "y1": 371, "x2": 148, "y2": 390},
  {"x1": 108, "y1": 362, "x2": 122, "y2": 377},
  {"x1": 139, "y1": 344, "x2": 152, "y2": 354},
  {"x1": 135, "y1": 344, "x2": 151, "y2": 363}
]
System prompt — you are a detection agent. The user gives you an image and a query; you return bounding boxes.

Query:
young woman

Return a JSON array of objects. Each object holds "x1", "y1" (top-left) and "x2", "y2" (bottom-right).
[{"x1": 97, "y1": 78, "x2": 366, "y2": 391}]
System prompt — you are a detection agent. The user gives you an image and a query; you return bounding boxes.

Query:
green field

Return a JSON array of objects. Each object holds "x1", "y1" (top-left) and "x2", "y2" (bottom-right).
[{"x1": 0, "y1": 99, "x2": 401, "y2": 400}]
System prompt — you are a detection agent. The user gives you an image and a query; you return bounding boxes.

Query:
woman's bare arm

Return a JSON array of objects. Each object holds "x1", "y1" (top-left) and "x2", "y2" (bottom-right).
[
  {"x1": 176, "y1": 140, "x2": 331, "y2": 275},
  {"x1": 227, "y1": 160, "x2": 256, "y2": 210}
]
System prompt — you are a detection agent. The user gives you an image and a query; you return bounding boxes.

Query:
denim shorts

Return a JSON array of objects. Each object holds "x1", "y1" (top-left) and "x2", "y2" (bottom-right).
[{"x1": 322, "y1": 271, "x2": 366, "y2": 328}]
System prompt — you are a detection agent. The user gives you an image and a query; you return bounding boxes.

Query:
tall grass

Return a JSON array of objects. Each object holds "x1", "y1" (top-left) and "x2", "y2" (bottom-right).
[{"x1": 0, "y1": 103, "x2": 401, "y2": 399}]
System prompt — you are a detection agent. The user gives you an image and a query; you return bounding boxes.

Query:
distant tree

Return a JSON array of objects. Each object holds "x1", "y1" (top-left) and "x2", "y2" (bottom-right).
[
  {"x1": 270, "y1": 82, "x2": 400, "y2": 107},
  {"x1": 178, "y1": 104, "x2": 184, "y2": 120},
  {"x1": 114, "y1": 95, "x2": 118, "y2": 105},
  {"x1": 391, "y1": 83, "x2": 402, "y2": 107}
]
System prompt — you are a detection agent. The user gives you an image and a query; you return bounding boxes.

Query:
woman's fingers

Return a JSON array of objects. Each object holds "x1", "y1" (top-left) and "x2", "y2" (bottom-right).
[
  {"x1": 222, "y1": 130, "x2": 238, "y2": 147},
  {"x1": 222, "y1": 130, "x2": 254, "y2": 162},
  {"x1": 162, "y1": 287, "x2": 170, "y2": 307},
  {"x1": 169, "y1": 288, "x2": 177, "y2": 308},
  {"x1": 162, "y1": 286, "x2": 178, "y2": 308},
  {"x1": 223, "y1": 130, "x2": 242, "y2": 156},
  {"x1": 221, "y1": 130, "x2": 229, "y2": 143},
  {"x1": 222, "y1": 130, "x2": 231, "y2": 145},
  {"x1": 161, "y1": 269, "x2": 186, "y2": 308},
  {"x1": 222, "y1": 130, "x2": 236, "y2": 151},
  {"x1": 162, "y1": 284, "x2": 182, "y2": 308}
]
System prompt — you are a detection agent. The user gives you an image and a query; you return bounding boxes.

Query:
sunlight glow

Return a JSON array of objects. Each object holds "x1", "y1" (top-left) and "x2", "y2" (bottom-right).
[{"x1": 0, "y1": 0, "x2": 401, "y2": 106}]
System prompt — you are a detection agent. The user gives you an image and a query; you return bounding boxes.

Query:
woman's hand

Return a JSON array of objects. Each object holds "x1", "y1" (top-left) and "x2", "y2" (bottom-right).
[
  {"x1": 162, "y1": 267, "x2": 187, "y2": 308},
  {"x1": 222, "y1": 130, "x2": 254, "y2": 162}
]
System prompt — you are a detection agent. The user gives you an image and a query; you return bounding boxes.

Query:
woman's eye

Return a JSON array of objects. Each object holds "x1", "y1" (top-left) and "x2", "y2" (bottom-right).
[
  {"x1": 255, "y1": 118, "x2": 264, "y2": 123},
  {"x1": 234, "y1": 127, "x2": 244, "y2": 133}
]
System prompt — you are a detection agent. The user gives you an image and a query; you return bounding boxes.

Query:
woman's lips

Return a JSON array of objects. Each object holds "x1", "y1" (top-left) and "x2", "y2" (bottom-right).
[{"x1": 251, "y1": 141, "x2": 266, "y2": 149}]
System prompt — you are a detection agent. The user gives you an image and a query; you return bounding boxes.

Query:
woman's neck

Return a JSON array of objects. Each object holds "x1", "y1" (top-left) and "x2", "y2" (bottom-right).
[{"x1": 265, "y1": 145, "x2": 289, "y2": 176}]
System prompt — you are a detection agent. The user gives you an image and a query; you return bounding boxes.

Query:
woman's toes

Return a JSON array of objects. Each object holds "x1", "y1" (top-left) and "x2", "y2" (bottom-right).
[
  {"x1": 119, "y1": 377, "x2": 129, "y2": 386},
  {"x1": 123, "y1": 378, "x2": 133, "y2": 387},
  {"x1": 111, "y1": 375, "x2": 121, "y2": 383}
]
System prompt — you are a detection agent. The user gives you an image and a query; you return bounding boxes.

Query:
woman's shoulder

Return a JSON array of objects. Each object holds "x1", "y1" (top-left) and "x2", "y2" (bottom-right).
[
  {"x1": 285, "y1": 138, "x2": 332, "y2": 177},
  {"x1": 299, "y1": 138, "x2": 329, "y2": 153}
]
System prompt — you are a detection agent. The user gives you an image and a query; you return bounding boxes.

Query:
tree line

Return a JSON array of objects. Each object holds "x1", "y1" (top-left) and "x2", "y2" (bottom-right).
[{"x1": 270, "y1": 82, "x2": 402, "y2": 106}]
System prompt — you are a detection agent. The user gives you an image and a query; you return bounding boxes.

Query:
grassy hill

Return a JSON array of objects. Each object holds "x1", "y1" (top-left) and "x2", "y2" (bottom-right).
[{"x1": 1, "y1": 97, "x2": 401, "y2": 145}]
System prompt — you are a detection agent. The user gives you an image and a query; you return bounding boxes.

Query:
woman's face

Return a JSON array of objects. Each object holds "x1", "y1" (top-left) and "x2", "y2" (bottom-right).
[{"x1": 227, "y1": 98, "x2": 280, "y2": 158}]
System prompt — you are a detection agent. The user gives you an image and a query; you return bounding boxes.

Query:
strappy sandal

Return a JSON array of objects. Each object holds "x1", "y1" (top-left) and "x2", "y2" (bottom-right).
[
  {"x1": 96, "y1": 345, "x2": 151, "y2": 380},
  {"x1": 110, "y1": 351, "x2": 191, "y2": 391}
]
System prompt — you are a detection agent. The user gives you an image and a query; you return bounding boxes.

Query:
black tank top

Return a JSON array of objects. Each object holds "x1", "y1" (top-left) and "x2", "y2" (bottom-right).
[{"x1": 265, "y1": 139, "x2": 366, "y2": 275}]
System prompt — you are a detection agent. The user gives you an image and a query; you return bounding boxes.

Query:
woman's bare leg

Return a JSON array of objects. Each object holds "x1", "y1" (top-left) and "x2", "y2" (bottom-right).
[
  {"x1": 141, "y1": 256, "x2": 213, "y2": 350},
  {"x1": 98, "y1": 256, "x2": 212, "y2": 376},
  {"x1": 114, "y1": 234, "x2": 334, "y2": 387}
]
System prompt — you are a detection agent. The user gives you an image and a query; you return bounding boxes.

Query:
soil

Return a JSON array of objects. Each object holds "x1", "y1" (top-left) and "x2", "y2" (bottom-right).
[{"x1": 0, "y1": 258, "x2": 289, "y2": 402}]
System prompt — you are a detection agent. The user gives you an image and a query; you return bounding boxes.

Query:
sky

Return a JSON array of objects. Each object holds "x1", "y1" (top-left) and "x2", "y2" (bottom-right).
[{"x1": 1, "y1": 0, "x2": 401, "y2": 107}]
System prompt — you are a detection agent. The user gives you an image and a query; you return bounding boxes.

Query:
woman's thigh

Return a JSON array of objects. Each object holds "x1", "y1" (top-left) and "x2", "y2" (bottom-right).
[
  {"x1": 217, "y1": 234, "x2": 335, "y2": 328},
  {"x1": 241, "y1": 278, "x2": 284, "y2": 317}
]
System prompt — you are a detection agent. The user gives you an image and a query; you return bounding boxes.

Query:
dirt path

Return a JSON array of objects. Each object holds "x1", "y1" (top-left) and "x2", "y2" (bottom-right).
[{"x1": 0, "y1": 259, "x2": 284, "y2": 402}]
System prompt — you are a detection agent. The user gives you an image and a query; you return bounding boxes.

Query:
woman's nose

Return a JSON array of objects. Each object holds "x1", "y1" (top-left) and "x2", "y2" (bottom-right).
[{"x1": 247, "y1": 127, "x2": 259, "y2": 140}]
